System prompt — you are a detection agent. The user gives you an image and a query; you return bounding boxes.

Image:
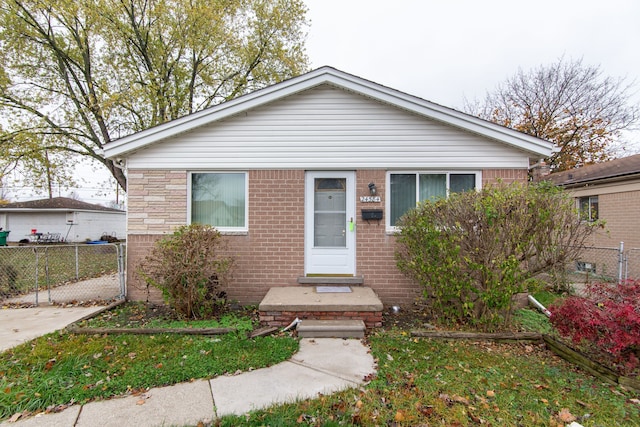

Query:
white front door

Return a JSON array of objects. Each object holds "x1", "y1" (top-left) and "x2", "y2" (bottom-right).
[{"x1": 305, "y1": 171, "x2": 356, "y2": 275}]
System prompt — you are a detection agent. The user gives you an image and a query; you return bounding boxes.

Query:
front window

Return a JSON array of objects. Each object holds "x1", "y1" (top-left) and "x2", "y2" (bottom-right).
[
  {"x1": 190, "y1": 172, "x2": 247, "y2": 231},
  {"x1": 578, "y1": 196, "x2": 598, "y2": 222},
  {"x1": 388, "y1": 172, "x2": 479, "y2": 227}
]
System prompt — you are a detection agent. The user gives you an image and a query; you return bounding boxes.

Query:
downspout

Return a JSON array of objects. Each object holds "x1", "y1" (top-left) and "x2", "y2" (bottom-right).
[
  {"x1": 282, "y1": 317, "x2": 300, "y2": 332},
  {"x1": 528, "y1": 295, "x2": 551, "y2": 317}
]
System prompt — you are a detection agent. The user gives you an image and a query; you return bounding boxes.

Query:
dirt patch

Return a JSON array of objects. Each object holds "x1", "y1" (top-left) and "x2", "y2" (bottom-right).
[{"x1": 382, "y1": 300, "x2": 436, "y2": 330}]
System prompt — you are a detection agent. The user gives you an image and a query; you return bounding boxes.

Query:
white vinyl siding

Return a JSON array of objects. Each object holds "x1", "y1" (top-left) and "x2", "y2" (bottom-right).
[
  {"x1": 128, "y1": 85, "x2": 531, "y2": 171},
  {"x1": 0, "y1": 211, "x2": 125, "y2": 242}
]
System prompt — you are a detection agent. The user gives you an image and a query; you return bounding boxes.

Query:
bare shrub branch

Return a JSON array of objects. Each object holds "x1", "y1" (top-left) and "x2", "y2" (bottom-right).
[{"x1": 137, "y1": 224, "x2": 234, "y2": 319}]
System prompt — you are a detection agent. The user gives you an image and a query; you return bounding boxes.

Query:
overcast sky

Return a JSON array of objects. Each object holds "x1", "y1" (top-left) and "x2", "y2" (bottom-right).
[{"x1": 305, "y1": 0, "x2": 640, "y2": 148}]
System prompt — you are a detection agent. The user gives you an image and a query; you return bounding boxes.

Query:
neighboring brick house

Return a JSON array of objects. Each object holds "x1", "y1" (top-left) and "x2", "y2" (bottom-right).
[
  {"x1": 103, "y1": 67, "x2": 552, "y2": 306},
  {"x1": 546, "y1": 154, "x2": 640, "y2": 250}
]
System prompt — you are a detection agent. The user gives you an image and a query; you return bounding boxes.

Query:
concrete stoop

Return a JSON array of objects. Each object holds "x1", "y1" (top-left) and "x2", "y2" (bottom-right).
[
  {"x1": 297, "y1": 319, "x2": 366, "y2": 338},
  {"x1": 259, "y1": 286, "x2": 384, "y2": 329}
]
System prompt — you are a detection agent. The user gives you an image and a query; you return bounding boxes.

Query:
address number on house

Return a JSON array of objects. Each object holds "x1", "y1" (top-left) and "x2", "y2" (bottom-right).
[{"x1": 360, "y1": 196, "x2": 381, "y2": 203}]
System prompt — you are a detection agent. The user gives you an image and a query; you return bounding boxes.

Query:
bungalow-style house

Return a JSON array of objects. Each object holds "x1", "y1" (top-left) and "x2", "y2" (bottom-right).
[
  {"x1": 104, "y1": 67, "x2": 552, "y2": 326},
  {"x1": 545, "y1": 154, "x2": 640, "y2": 279},
  {"x1": 0, "y1": 197, "x2": 125, "y2": 243}
]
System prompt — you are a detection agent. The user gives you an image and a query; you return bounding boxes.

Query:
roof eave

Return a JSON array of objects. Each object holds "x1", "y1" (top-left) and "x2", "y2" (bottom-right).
[{"x1": 558, "y1": 172, "x2": 640, "y2": 188}]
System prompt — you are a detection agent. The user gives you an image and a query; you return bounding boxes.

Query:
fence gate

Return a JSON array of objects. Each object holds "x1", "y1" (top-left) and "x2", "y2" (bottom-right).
[{"x1": 0, "y1": 243, "x2": 126, "y2": 305}]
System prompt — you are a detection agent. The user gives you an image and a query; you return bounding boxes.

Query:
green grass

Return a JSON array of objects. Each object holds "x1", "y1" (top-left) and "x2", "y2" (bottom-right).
[
  {"x1": 513, "y1": 308, "x2": 554, "y2": 334},
  {"x1": 219, "y1": 331, "x2": 639, "y2": 426},
  {"x1": 0, "y1": 325, "x2": 297, "y2": 420},
  {"x1": 79, "y1": 302, "x2": 256, "y2": 334},
  {"x1": 144, "y1": 315, "x2": 255, "y2": 332},
  {"x1": 531, "y1": 289, "x2": 563, "y2": 308}
]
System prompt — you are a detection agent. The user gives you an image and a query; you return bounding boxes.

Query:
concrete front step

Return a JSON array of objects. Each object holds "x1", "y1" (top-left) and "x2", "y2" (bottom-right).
[
  {"x1": 297, "y1": 319, "x2": 365, "y2": 338},
  {"x1": 259, "y1": 286, "x2": 384, "y2": 329}
]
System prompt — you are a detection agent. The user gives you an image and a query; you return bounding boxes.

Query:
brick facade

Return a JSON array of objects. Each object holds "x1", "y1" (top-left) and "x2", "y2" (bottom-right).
[
  {"x1": 482, "y1": 168, "x2": 528, "y2": 186},
  {"x1": 259, "y1": 310, "x2": 383, "y2": 329},
  {"x1": 126, "y1": 168, "x2": 527, "y2": 306}
]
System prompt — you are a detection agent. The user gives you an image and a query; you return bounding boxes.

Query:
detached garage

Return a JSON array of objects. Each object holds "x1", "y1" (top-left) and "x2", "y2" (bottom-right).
[{"x1": 0, "y1": 197, "x2": 125, "y2": 243}]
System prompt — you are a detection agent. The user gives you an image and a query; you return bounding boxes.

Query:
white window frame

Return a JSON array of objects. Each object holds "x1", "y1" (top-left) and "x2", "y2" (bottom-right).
[
  {"x1": 385, "y1": 170, "x2": 482, "y2": 232},
  {"x1": 187, "y1": 171, "x2": 249, "y2": 234}
]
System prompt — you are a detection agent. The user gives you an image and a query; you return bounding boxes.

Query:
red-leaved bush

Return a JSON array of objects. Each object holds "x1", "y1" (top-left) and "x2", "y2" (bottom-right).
[{"x1": 549, "y1": 281, "x2": 640, "y2": 372}]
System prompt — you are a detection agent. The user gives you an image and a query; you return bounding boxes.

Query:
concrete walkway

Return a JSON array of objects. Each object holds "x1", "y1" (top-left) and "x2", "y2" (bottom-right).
[
  {"x1": 2, "y1": 338, "x2": 376, "y2": 426},
  {"x1": 0, "y1": 305, "x2": 106, "y2": 352}
]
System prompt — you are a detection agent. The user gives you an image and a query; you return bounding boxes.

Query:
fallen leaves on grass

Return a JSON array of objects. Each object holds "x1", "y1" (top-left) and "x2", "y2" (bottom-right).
[
  {"x1": 557, "y1": 408, "x2": 577, "y2": 423},
  {"x1": 44, "y1": 358, "x2": 56, "y2": 371},
  {"x1": 439, "y1": 393, "x2": 471, "y2": 406}
]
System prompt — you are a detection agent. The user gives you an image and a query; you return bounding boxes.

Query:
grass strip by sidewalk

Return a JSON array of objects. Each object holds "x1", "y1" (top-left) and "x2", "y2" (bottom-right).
[
  {"x1": 0, "y1": 324, "x2": 297, "y2": 420},
  {"x1": 219, "y1": 330, "x2": 639, "y2": 426}
]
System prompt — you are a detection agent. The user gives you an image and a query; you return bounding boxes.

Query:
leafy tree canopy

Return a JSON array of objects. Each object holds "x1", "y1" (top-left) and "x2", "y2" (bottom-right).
[
  {"x1": 466, "y1": 58, "x2": 639, "y2": 172},
  {"x1": 0, "y1": 0, "x2": 309, "y2": 190}
]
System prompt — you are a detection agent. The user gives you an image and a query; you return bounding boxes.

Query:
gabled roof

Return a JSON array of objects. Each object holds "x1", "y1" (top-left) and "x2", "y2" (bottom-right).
[
  {"x1": 547, "y1": 154, "x2": 640, "y2": 187},
  {"x1": 103, "y1": 66, "x2": 553, "y2": 159},
  {"x1": 0, "y1": 197, "x2": 124, "y2": 213}
]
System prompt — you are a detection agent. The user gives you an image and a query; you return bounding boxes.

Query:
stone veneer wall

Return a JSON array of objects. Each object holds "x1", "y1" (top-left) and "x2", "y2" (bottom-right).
[{"x1": 126, "y1": 168, "x2": 527, "y2": 306}]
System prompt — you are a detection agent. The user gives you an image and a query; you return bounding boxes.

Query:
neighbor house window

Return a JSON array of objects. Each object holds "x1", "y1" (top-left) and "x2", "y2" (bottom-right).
[
  {"x1": 576, "y1": 261, "x2": 596, "y2": 274},
  {"x1": 190, "y1": 172, "x2": 247, "y2": 231},
  {"x1": 388, "y1": 172, "x2": 479, "y2": 227},
  {"x1": 578, "y1": 196, "x2": 598, "y2": 222}
]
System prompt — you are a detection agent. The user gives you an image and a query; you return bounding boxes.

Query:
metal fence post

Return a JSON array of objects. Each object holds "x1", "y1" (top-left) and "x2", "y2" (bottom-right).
[
  {"x1": 75, "y1": 245, "x2": 79, "y2": 280},
  {"x1": 618, "y1": 241, "x2": 624, "y2": 284},
  {"x1": 117, "y1": 244, "x2": 126, "y2": 299},
  {"x1": 34, "y1": 248, "x2": 39, "y2": 306},
  {"x1": 45, "y1": 247, "x2": 52, "y2": 304}
]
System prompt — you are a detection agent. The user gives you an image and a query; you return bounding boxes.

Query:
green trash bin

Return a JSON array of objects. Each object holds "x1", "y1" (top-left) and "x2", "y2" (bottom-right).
[{"x1": 0, "y1": 230, "x2": 10, "y2": 246}]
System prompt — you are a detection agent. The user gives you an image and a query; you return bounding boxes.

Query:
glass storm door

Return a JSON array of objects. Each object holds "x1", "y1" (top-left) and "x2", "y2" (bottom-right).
[{"x1": 305, "y1": 171, "x2": 356, "y2": 275}]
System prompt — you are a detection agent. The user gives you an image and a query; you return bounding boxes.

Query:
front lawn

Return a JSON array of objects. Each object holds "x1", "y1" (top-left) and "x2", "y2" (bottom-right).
[
  {"x1": 0, "y1": 304, "x2": 298, "y2": 421},
  {"x1": 2, "y1": 301, "x2": 638, "y2": 425},
  {"x1": 219, "y1": 330, "x2": 640, "y2": 426}
]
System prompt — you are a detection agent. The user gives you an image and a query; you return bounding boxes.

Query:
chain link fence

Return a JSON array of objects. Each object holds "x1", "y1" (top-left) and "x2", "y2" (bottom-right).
[
  {"x1": 555, "y1": 243, "x2": 640, "y2": 286},
  {"x1": 624, "y1": 248, "x2": 640, "y2": 282},
  {"x1": 0, "y1": 243, "x2": 125, "y2": 305}
]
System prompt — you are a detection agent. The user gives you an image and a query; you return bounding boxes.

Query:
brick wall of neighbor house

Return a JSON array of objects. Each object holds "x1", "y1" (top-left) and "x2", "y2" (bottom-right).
[
  {"x1": 588, "y1": 190, "x2": 640, "y2": 249},
  {"x1": 125, "y1": 168, "x2": 528, "y2": 306}
]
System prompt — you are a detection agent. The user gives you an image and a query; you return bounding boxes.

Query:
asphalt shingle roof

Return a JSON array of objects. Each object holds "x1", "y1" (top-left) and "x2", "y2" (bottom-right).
[
  {"x1": 547, "y1": 154, "x2": 640, "y2": 187},
  {"x1": 0, "y1": 197, "x2": 123, "y2": 212}
]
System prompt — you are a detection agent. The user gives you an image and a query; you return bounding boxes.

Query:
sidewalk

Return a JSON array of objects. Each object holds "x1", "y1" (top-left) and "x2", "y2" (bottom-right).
[
  {"x1": 0, "y1": 305, "x2": 107, "y2": 352},
  {"x1": 1, "y1": 338, "x2": 376, "y2": 426}
]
